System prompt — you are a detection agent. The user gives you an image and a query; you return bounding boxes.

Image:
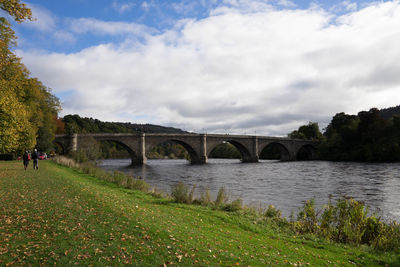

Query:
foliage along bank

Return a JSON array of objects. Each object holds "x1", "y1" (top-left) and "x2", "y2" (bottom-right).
[
  {"x1": 289, "y1": 106, "x2": 400, "y2": 162},
  {"x1": 0, "y1": 0, "x2": 60, "y2": 156}
]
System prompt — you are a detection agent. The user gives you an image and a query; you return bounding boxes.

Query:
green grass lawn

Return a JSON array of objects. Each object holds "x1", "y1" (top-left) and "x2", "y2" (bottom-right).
[{"x1": 0, "y1": 160, "x2": 399, "y2": 266}]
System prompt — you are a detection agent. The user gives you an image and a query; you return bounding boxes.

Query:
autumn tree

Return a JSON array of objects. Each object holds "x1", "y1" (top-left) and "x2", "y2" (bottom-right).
[{"x1": 0, "y1": 0, "x2": 60, "y2": 155}]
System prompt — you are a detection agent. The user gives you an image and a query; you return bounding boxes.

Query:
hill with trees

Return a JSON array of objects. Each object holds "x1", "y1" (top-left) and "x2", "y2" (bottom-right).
[
  {"x1": 379, "y1": 105, "x2": 400, "y2": 120},
  {"x1": 62, "y1": 114, "x2": 186, "y2": 135}
]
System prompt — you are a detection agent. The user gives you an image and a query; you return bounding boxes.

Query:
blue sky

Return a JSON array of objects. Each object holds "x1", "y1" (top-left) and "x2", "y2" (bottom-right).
[{"x1": 9, "y1": 0, "x2": 400, "y2": 135}]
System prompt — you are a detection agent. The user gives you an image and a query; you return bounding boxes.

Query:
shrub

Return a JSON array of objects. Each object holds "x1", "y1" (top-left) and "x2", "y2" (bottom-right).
[
  {"x1": 188, "y1": 185, "x2": 196, "y2": 204},
  {"x1": 149, "y1": 187, "x2": 167, "y2": 199},
  {"x1": 171, "y1": 182, "x2": 190, "y2": 203},
  {"x1": 223, "y1": 198, "x2": 243, "y2": 212},
  {"x1": 372, "y1": 221, "x2": 400, "y2": 251},
  {"x1": 215, "y1": 187, "x2": 227, "y2": 206},
  {"x1": 197, "y1": 188, "x2": 212, "y2": 206},
  {"x1": 113, "y1": 171, "x2": 126, "y2": 185},
  {"x1": 127, "y1": 177, "x2": 150, "y2": 192},
  {"x1": 69, "y1": 150, "x2": 88, "y2": 163},
  {"x1": 319, "y1": 198, "x2": 337, "y2": 239},
  {"x1": 296, "y1": 199, "x2": 318, "y2": 234},
  {"x1": 291, "y1": 197, "x2": 400, "y2": 251},
  {"x1": 264, "y1": 205, "x2": 282, "y2": 219}
]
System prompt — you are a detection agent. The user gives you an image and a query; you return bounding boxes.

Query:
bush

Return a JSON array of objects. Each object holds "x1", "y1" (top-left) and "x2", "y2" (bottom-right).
[
  {"x1": 171, "y1": 182, "x2": 190, "y2": 204},
  {"x1": 215, "y1": 187, "x2": 227, "y2": 206},
  {"x1": 222, "y1": 198, "x2": 243, "y2": 212},
  {"x1": 188, "y1": 185, "x2": 196, "y2": 204},
  {"x1": 264, "y1": 205, "x2": 282, "y2": 219},
  {"x1": 69, "y1": 150, "x2": 88, "y2": 163},
  {"x1": 196, "y1": 188, "x2": 212, "y2": 206},
  {"x1": 292, "y1": 197, "x2": 400, "y2": 251},
  {"x1": 372, "y1": 221, "x2": 400, "y2": 251},
  {"x1": 127, "y1": 177, "x2": 150, "y2": 192},
  {"x1": 295, "y1": 199, "x2": 318, "y2": 234}
]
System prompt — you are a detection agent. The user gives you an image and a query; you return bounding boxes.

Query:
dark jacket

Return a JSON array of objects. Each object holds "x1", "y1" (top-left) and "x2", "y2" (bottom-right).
[
  {"x1": 23, "y1": 152, "x2": 30, "y2": 162},
  {"x1": 32, "y1": 151, "x2": 38, "y2": 160}
]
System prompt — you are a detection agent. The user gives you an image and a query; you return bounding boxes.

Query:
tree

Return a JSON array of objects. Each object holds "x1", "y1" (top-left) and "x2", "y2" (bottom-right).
[
  {"x1": 0, "y1": 84, "x2": 35, "y2": 153},
  {"x1": 0, "y1": 0, "x2": 32, "y2": 22},
  {"x1": 1, "y1": 0, "x2": 60, "y2": 154},
  {"x1": 288, "y1": 122, "x2": 323, "y2": 140}
]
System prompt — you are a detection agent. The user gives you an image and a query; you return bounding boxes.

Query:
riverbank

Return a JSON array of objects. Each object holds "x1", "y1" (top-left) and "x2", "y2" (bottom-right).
[
  {"x1": 98, "y1": 158, "x2": 400, "y2": 222},
  {"x1": 0, "y1": 160, "x2": 399, "y2": 266}
]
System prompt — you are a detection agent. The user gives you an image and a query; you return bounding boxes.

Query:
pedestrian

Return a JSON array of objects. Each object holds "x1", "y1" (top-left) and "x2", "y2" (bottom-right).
[
  {"x1": 32, "y1": 149, "x2": 39, "y2": 170},
  {"x1": 23, "y1": 151, "x2": 30, "y2": 170}
]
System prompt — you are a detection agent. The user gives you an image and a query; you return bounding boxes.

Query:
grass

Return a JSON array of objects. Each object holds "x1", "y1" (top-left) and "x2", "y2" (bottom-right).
[{"x1": 0, "y1": 160, "x2": 399, "y2": 266}]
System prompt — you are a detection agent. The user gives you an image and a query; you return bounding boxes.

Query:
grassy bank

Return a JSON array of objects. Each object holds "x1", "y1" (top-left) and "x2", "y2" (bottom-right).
[{"x1": 0, "y1": 160, "x2": 399, "y2": 266}]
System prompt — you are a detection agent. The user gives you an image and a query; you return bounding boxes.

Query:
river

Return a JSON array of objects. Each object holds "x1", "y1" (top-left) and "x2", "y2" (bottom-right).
[{"x1": 98, "y1": 159, "x2": 400, "y2": 221}]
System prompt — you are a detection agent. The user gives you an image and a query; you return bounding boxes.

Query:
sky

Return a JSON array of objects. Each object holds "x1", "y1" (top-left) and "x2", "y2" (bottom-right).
[{"x1": 7, "y1": 0, "x2": 400, "y2": 135}]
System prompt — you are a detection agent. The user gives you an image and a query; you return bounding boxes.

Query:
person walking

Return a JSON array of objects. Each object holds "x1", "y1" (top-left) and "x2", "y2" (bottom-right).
[
  {"x1": 32, "y1": 149, "x2": 39, "y2": 170},
  {"x1": 23, "y1": 151, "x2": 30, "y2": 170}
]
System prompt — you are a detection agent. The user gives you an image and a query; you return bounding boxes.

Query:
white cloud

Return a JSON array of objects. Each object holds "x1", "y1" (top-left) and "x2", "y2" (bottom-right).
[
  {"x1": 276, "y1": 0, "x2": 296, "y2": 8},
  {"x1": 141, "y1": 1, "x2": 157, "y2": 12},
  {"x1": 112, "y1": 1, "x2": 135, "y2": 14},
  {"x1": 24, "y1": 4, "x2": 58, "y2": 32},
  {"x1": 171, "y1": 1, "x2": 199, "y2": 15},
  {"x1": 53, "y1": 30, "x2": 76, "y2": 44},
  {"x1": 17, "y1": 1, "x2": 400, "y2": 135},
  {"x1": 331, "y1": 1, "x2": 358, "y2": 12},
  {"x1": 67, "y1": 18, "x2": 156, "y2": 36}
]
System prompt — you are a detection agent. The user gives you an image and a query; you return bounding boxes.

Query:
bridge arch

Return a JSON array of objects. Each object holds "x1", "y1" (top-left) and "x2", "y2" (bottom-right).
[
  {"x1": 53, "y1": 140, "x2": 65, "y2": 155},
  {"x1": 95, "y1": 138, "x2": 140, "y2": 165},
  {"x1": 296, "y1": 144, "x2": 318, "y2": 160},
  {"x1": 259, "y1": 142, "x2": 291, "y2": 161},
  {"x1": 206, "y1": 140, "x2": 253, "y2": 162},
  {"x1": 145, "y1": 137, "x2": 201, "y2": 164}
]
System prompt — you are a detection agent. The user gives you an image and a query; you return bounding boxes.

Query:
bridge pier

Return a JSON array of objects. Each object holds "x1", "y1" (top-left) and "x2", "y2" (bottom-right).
[
  {"x1": 131, "y1": 133, "x2": 147, "y2": 165},
  {"x1": 242, "y1": 136, "x2": 259, "y2": 163},
  {"x1": 70, "y1": 134, "x2": 78, "y2": 152}
]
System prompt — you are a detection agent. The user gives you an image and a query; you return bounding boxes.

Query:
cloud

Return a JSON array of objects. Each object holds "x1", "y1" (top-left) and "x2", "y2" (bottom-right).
[
  {"x1": 330, "y1": 1, "x2": 358, "y2": 12},
  {"x1": 53, "y1": 30, "x2": 76, "y2": 45},
  {"x1": 17, "y1": 1, "x2": 400, "y2": 135},
  {"x1": 141, "y1": 1, "x2": 157, "y2": 12},
  {"x1": 112, "y1": 1, "x2": 135, "y2": 14},
  {"x1": 67, "y1": 18, "x2": 156, "y2": 36},
  {"x1": 23, "y1": 4, "x2": 58, "y2": 32},
  {"x1": 276, "y1": 0, "x2": 296, "y2": 8}
]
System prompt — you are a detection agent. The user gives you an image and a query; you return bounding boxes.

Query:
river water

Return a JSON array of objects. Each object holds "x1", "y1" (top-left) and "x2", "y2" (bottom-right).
[{"x1": 98, "y1": 159, "x2": 400, "y2": 221}]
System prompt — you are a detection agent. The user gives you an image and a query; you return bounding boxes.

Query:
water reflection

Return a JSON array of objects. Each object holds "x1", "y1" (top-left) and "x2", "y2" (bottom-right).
[{"x1": 98, "y1": 159, "x2": 400, "y2": 221}]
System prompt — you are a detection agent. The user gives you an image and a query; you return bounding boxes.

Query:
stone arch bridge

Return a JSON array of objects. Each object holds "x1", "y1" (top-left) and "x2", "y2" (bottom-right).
[{"x1": 54, "y1": 133, "x2": 318, "y2": 165}]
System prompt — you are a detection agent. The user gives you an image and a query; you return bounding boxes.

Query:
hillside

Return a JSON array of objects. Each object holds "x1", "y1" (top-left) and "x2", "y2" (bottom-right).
[
  {"x1": 62, "y1": 114, "x2": 186, "y2": 134},
  {"x1": 379, "y1": 105, "x2": 400, "y2": 120}
]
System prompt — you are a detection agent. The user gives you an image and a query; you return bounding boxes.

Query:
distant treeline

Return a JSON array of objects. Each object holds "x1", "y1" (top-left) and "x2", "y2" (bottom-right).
[
  {"x1": 62, "y1": 114, "x2": 186, "y2": 135},
  {"x1": 290, "y1": 106, "x2": 400, "y2": 162}
]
